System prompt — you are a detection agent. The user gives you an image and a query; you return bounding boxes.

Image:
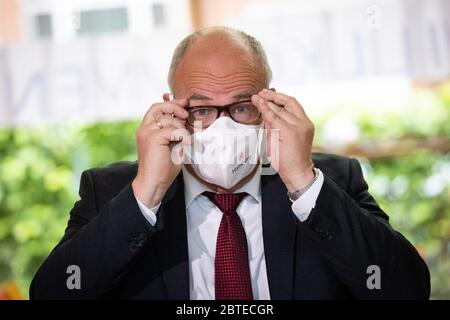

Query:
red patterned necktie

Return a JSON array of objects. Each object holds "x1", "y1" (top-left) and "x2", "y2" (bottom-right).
[{"x1": 202, "y1": 192, "x2": 253, "y2": 300}]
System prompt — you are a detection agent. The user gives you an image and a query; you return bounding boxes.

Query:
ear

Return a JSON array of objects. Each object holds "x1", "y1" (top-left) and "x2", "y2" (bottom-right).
[{"x1": 162, "y1": 93, "x2": 172, "y2": 102}]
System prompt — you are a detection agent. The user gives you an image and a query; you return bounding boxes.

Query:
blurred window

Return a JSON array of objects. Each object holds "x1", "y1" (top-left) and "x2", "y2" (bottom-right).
[
  {"x1": 34, "y1": 14, "x2": 52, "y2": 38},
  {"x1": 78, "y1": 7, "x2": 128, "y2": 34},
  {"x1": 152, "y1": 3, "x2": 166, "y2": 28}
]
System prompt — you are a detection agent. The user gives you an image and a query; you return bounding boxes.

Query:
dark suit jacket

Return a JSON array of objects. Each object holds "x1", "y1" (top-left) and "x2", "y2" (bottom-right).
[{"x1": 30, "y1": 153, "x2": 430, "y2": 299}]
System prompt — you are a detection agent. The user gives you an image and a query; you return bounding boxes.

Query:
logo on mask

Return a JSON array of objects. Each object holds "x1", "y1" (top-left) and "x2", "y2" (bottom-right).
[{"x1": 170, "y1": 117, "x2": 279, "y2": 189}]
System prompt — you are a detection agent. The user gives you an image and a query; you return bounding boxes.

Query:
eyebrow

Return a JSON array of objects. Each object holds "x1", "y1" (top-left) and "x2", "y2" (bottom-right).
[
  {"x1": 187, "y1": 93, "x2": 212, "y2": 101},
  {"x1": 232, "y1": 91, "x2": 256, "y2": 100},
  {"x1": 187, "y1": 91, "x2": 256, "y2": 102}
]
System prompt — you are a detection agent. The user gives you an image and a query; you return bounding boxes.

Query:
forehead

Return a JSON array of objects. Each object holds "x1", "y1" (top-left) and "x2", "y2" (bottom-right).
[
  {"x1": 172, "y1": 35, "x2": 267, "y2": 100},
  {"x1": 186, "y1": 91, "x2": 255, "y2": 104}
]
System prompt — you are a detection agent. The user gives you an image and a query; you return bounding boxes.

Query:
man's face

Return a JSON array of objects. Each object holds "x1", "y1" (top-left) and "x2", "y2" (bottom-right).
[{"x1": 172, "y1": 34, "x2": 267, "y2": 132}]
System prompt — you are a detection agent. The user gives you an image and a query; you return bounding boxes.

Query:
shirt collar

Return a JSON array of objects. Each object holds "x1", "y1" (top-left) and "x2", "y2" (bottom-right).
[{"x1": 182, "y1": 166, "x2": 262, "y2": 209}]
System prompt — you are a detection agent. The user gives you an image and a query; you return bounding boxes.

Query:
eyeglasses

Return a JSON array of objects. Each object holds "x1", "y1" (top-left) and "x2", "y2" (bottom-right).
[{"x1": 186, "y1": 99, "x2": 261, "y2": 128}]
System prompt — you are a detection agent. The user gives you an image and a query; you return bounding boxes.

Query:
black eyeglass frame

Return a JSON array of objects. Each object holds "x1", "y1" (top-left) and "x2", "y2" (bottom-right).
[{"x1": 185, "y1": 99, "x2": 261, "y2": 127}]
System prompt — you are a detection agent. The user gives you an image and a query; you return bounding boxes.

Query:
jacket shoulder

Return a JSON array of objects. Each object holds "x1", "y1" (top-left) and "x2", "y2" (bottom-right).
[
  {"x1": 312, "y1": 152, "x2": 353, "y2": 167},
  {"x1": 83, "y1": 161, "x2": 138, "y2": 208},
  {"x1": 312, "y1": 152, "x2": 357, "y2": 189},
  {"x1": 87, "y1": 161, "x2": 138, "y2": 180}
]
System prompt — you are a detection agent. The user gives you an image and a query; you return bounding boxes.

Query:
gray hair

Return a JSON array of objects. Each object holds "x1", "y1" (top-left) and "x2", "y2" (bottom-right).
[{"x1": 167, "y1": 26, "x2": 272, "y2": 90}]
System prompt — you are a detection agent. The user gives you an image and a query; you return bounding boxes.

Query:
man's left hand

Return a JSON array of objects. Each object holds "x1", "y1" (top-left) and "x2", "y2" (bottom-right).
[{"x1": 252, "y1": 89, "x2": 315, "y2": 193}]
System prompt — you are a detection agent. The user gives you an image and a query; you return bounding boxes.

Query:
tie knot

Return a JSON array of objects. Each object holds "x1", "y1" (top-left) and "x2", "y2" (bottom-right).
[{"x1": 202, "y1": 192, "x2": 248, "y2": 215}]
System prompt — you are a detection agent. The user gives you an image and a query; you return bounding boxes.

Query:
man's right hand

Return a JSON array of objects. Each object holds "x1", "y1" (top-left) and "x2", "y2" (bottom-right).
[{"x1": 132, "y1": 97, "x2": 191, "y2": 209}]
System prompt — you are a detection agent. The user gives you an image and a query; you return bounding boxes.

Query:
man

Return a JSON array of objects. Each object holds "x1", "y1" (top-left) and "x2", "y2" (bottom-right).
[{"x1": 30, "y1": 27, "x2": 430, "y2": 300}]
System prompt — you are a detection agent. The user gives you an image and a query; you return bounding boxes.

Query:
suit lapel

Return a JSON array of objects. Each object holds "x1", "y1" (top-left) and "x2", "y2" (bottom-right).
[
  {"x1": 261, "y1": 174, "x2": 297, "y2": 299},
  {"x1": 155, "y1": 174, "x2": 190, "y2": 299}
]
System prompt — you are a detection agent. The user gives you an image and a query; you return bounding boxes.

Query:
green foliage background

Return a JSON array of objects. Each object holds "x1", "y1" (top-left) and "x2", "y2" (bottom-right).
[{"x1": 0, "y1": 84, "x2": 449, "y2": 299}]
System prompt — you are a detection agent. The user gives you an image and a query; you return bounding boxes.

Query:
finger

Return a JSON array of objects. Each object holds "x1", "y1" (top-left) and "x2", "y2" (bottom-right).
[
  {"x1": 162, "y1": 93, "x2": 188, "y2": 106},
  {"x1": 147, "y1": 101, "x2": 189, "y2": 121},
  {"x1": 157, "y1": 126, "x2": 191, "y2": 145},
  {"x1": 259, "y1": 89, "x2": 306, "y2": 118},
  {"x1": 251, "y1": 95, "x2": 287, "y2": 127},
  {"x1": 168, "y1": 127, "x2": 191, "y2": 166},
  {"x1": 266, "y1": 101, "x2": 298, "y2": 125},
  {"x1": 153, "y1": 114, "x2": 186, "y2": 130},
  {"x1": 143, "y1": 101, "x2": 189, "y2": 124},
  {"x1": 168, "y1": 98, "x2": 188, "y2": 107},
  {"x1": 136, "y1": 124, "x2": 191, "y2": 146},
  {"x1": 172, "y1": 127, "x2": 192, "y2": 145}
]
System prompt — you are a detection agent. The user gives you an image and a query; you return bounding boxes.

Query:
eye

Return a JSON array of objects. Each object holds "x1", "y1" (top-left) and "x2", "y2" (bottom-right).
[
  {"x1": 232, "y1": 104, "x2": 253, "y2": 114},
  {"x1": 190, "y1": 107, "x2": 212, "y2": 117}
]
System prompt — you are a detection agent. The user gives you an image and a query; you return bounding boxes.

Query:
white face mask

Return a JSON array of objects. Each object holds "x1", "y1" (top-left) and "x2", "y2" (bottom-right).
[{"x1": 183, "y1": 117, "x2": 264, "y2": 189}]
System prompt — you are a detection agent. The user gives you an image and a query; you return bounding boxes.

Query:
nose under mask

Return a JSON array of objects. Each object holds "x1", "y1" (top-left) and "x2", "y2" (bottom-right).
[{"x1": 183, "y1": 117, "x2": 264, "y2": 189}]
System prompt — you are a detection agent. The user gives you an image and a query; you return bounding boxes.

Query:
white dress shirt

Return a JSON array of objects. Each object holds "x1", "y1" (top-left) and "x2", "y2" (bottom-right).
[{"x1": 135, "y1": 166, "x2": 324, "y2": 300}]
